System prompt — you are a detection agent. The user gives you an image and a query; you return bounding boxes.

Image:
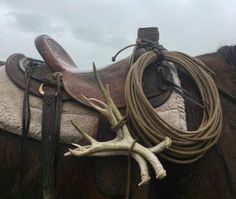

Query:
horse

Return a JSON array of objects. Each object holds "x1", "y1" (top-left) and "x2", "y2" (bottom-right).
[
  {"x1": 0, "y1": 35, "x2": 235, "y2": 199},
  {"x1": 154, "y1": 45, "x2": 236, "y2": 199}
]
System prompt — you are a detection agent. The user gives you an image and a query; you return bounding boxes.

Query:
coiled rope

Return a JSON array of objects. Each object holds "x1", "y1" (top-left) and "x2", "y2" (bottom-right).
[{"x1": 125, "y1": 51, "x2": 222, "y2": 164}]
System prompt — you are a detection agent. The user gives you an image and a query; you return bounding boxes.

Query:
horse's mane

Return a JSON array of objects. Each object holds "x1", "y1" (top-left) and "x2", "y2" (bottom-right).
[{"x1": 216, "y1": 45, "x2": 236, "y2": 66}]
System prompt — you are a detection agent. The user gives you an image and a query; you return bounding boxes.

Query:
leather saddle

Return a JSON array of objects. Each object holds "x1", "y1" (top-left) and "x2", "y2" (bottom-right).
[
  {"x1": 6, "y1": 34, "x2": 173, "y2": 109},
  {"x1": 4, "y1": 28, "x2": 174, "y2": 198}
]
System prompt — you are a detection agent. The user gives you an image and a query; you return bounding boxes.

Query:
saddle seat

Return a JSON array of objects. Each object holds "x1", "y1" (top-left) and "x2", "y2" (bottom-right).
[
  {"x1": 62, "y1": 58, "x2": 131, "y2": 108},
  {"x1": 34, "y1": 35, "x2": 133, "y2": 108}
]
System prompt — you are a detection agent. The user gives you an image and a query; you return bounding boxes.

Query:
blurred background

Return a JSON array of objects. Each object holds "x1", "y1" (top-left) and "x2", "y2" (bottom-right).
[{"x1": 0, "y1": 0, "x2": 235, "y2": 71}]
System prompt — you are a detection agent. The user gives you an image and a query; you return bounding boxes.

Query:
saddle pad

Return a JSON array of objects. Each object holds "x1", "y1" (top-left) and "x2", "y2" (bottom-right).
[
  {"x1": 0, "y1": 65, "x2": 99, "y2": 144},
  {"x1": 0, "y1": 61, "x2": 186, "y2": 143}
]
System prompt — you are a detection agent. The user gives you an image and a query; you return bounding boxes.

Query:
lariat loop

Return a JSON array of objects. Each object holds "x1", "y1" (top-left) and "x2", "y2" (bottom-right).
[{"x1": 125, "y1": 50, "x2": 223, "y2": 164}]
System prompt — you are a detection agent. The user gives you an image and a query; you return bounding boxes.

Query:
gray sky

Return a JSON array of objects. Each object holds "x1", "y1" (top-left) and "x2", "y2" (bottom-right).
[{"x1": 0, "y1": 0, "x2": 235, "y2": 71}]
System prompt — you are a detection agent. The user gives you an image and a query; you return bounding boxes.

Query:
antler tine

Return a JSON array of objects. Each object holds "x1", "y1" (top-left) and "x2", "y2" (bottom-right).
[
  {"x1": 93, "y1": 62, "x2": 107, "y2": 96},
  {"x1": 87, "y1": 97, "x2": 107, "y2": 109},
  {"x1": 104, "y1": 84, "x2": 113, "y2": 106},
  {"x1": 93, "y1": 63, "x2": 125, "y2": 126},
  {"x1": 149, "y1": 137, "x2": 172, "y2": 154},
  {"x1": 64, "y1": 144, "x2": 88, "y2": 156},
  {"x1": 81, "y1": 86, "x2": 118, "y2": 125},
  {"x1": 71, "y1": 121, "x2": 97, "y2": 144},
  {"x1": 81, "y1": 95, "x2": 108, "y2": 116},
  {"x1": 132, "y1": 153, "x2": 151, "y2": 186},
  {"x1": 93, "y1": 63, "x2": 118, "y2": 118}
]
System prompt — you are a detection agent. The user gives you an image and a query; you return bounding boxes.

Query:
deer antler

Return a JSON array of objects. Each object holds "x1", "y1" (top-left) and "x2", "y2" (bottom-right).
[{"x1": 64, "y1": 63, "x2": 171, "y2": 185}]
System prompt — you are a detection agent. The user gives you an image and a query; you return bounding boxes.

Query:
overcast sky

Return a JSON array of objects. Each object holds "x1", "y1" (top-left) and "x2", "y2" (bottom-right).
[{"x1": 0, "y1": 0, "x2": 235, "y2": 71}]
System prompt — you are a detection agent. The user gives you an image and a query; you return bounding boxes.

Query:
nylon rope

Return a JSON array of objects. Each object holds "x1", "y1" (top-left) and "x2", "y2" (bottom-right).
[{"x1": 125, "y1": 51, "x2": 223, "y2": 164}]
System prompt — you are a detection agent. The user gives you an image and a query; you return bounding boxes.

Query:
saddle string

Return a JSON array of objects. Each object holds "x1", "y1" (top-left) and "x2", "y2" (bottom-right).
[
  {"x1": 125, "y1": 51, "x2": 223, "y2": 164},
  {"x1": 218, "y1": 87, "x2": 236, "y2": 105},
  {"x1": 22, "y1": 63, "x2": 34, "y2": 137},
  {"x1": 14, "y1": 63, "x2": 34, "y2": 198},
  {"x1": 166, "y1": 79, "x2": 209, "y2": 111},
  {"x1": 52, "y1": 72, "x2": 63, "y2": 167},
  {"x1": 156, "y1": 63, "x2": 208, "y2": 111},
  {"x1": 111, "y1": 116, "x2": 127, "y2": 132}
]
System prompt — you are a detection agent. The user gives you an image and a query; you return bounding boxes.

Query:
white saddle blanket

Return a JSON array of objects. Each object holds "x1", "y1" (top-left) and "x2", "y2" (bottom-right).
[{"x1": 0, "y1": 63, "x2": 186, "y2": 144}]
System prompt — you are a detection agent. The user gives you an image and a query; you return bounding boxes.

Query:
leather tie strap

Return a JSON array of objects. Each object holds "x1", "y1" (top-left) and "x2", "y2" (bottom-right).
[
  {"x1": 41, "y1": 88, "x2": 57, "y2": 199},
  {"x1": 13, "y1": 63, "x2": 33, "y2": 199},
  {"x1": 41, "y1": 75, "x2": 62, "y2": 199}
]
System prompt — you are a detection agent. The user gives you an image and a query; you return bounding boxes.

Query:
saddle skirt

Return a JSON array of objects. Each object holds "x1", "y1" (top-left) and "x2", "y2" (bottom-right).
[{"x1": 0, "y1": 62, "x2": 187, "y2": 143}]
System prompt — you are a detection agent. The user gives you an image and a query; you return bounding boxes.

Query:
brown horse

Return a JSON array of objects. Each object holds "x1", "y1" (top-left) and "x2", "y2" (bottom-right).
[
  {"x1": 0, "y1": 45, "x2": 235, "y2": 199},
  {"x1": 154, "y1": 45, "x2": 236, "y2": 199}
]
